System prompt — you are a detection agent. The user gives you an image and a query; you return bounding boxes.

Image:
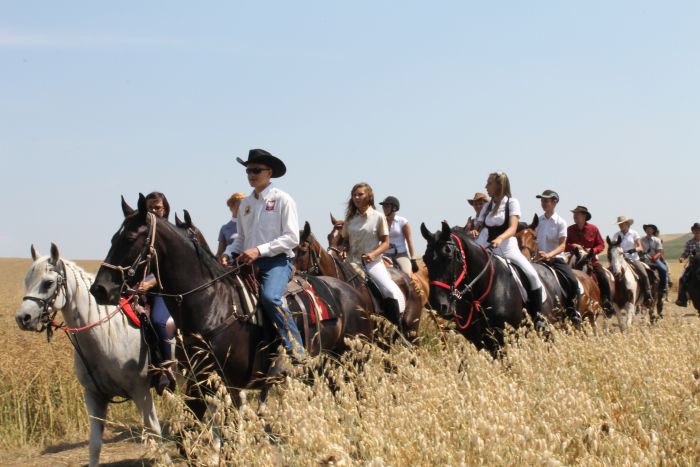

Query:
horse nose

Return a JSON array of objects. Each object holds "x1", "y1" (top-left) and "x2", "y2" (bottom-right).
[
  {"x1": 438, "y1": 303, "x2": 450, "y2": 317},
  {"x1": 16, "y1": 312, "x2": 32, "y2": 329},
  {"x1": 90, "y1": 283, "x2": 110, "y2": 304}
]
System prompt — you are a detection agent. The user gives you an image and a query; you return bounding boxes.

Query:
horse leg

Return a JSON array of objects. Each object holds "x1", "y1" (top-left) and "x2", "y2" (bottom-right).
[
  {"x1": 131, "y1": 385, "x2": 162, "y2": 438},
  {"x1": 84, "y1": 390, "x2": 108, "y2": 467}
]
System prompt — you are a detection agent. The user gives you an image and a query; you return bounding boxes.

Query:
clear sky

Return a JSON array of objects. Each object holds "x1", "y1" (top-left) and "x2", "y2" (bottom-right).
[{"x1": 1, "y1": 1, "x2": 698, "y2": 260}]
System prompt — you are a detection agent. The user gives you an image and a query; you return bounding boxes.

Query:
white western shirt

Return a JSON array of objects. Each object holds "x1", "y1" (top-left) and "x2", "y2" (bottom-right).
[
  {"x1": 225, "y1": 184, "x2": 300, "y2": 258},
  {"x1": 535, "y1": 212, "x2": 568, "y2": 260},
  {"x1": 613, "y1": 229, "x2": 640, "y2": 261}
]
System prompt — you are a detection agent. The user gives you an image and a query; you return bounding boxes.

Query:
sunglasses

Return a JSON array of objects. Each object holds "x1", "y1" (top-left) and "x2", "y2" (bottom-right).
[{"x1": 246, "y1": 167, "x2": 270, "y2": 175}]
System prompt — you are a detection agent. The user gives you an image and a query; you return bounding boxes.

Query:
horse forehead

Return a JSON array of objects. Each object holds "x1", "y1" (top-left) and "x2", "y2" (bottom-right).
[{"x1": 24, "y1": 258, "x2": 53, "y2": 287}]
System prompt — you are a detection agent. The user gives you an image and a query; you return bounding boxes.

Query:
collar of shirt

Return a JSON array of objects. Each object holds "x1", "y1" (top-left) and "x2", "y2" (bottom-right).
[{"x1": 253, "y1": 183, "x2": 274, "y2": 200}]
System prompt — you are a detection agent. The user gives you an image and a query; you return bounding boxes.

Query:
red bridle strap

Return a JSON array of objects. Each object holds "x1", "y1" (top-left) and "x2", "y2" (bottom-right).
[
  {"x1": 455, "y1": 245, "x2": 495, "y2": 330},
  {"x1": 429, "y1": 233, "x2": 467, "y2": 290}
]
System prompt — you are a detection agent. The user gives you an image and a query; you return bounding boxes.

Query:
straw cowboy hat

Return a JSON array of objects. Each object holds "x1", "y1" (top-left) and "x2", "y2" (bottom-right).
[
  {"x1": 570, "y1": 205, "x2": 592, "y2": 221},
  {"x1": 616, "y1": 215, "x2": 634, "y2": 226},
  {"x1": 467, "y1": 192, "x2": 490, "y2": 206},
  {"x1": 236, "y1": 148, "x2": 287, "y2": 178}
]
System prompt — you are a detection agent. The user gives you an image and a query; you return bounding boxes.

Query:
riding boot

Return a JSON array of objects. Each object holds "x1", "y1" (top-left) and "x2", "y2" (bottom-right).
[
  {"x1": 675, "y1": 276, "x2": 688, "y2": 307},
  {"x1": 565, "y1": 295, "x2": 582, "y2": 327},
  {"x1": 383, "y1": 298, "x2": 404, "y2": 334},
  {"x1": 156, "y1": 338, "x2": 177, "y2": 395},
  {"x1": 526, "y1": 288, "x2": 547, "y2": 332}
]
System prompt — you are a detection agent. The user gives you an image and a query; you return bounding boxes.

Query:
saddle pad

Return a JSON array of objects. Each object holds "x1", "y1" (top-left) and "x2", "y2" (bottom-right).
[
  {"x1": 286, "y1": 277, "x2": 335, "y2": 323},
  {"x1": 493, "y1": 256, "x2": 548, "y2": 303},
  {"x1": 119, "y1": 296, "x2": 141, "y2": 328}
]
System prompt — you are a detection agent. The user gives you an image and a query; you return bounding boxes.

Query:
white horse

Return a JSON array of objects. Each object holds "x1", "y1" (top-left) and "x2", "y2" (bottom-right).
[{"x1": 15, "y1": 244, "x2": 162, "y2": 467}]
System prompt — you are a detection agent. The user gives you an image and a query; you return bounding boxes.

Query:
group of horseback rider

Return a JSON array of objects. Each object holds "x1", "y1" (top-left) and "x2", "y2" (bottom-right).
[{"x1": 135, "y1": 152, "x2": 697, "y2": 392}]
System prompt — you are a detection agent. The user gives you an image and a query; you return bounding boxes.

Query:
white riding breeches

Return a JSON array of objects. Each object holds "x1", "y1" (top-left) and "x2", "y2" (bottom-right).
[{"x1": 365, "y1": 258, "x2": 406, "y2": 313}]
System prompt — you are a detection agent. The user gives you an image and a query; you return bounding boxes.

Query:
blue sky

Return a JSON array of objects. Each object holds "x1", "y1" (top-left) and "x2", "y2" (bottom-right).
[{"x1": 1, "y1": 1, "x2": 698, "y2": 259}]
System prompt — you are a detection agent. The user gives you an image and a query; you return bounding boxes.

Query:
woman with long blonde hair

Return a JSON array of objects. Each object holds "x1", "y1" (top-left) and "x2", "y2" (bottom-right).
[{"x1": 470, "y1": 172, "x2": 547, "y2": 330}]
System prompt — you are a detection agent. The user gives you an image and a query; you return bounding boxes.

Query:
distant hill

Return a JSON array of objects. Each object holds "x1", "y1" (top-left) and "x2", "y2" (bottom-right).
[{"x1": 661, "y1": 233, "x2": 692, "y2": 260}]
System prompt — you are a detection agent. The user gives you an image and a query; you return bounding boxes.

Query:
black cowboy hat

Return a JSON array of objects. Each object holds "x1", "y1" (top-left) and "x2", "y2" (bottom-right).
[
  {"x1": 570, "y1": 205, "x2": 592, "y2": 221},
  {"x1": 692, "y1": 223, "x2": 700, "y2": 232},
  {"x1": 536, "y1": 189, "x2": 560, "y2": 202},
  {"x1": 379, "y1": 196, "x2": 400, "y2": 211},
  {"x1": 642, "y1": 224, "x2": 659, "y2": 236},
  {"x1": 236, "y1": 148, "x2": 286, "y2": 178}
]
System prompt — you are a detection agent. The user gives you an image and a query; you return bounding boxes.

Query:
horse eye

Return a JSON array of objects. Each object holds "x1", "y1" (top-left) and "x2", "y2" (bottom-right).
[{"x1": 42, "y1": 279, "x2": 54, "y2": 289}]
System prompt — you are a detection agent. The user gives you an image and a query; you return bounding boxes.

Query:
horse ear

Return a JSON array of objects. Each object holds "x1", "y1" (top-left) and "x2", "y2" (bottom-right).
[
  {"x1": 465, "y1": 216, "x2": 473, "y2": 231},
  {"x1": 330, "y1": 213, "x2": 338, "y2": 225},
  {"x1": 137, "y1": 193, "x2": 148, "y2": 218},
  {"x1": 530, "y1": 214, "x2": 539, "y2": 230},
  {"x1": 183, "y1": 209, "x2": 192, "y2": 227},
  {"x1": 606, "y1": 236, "x2": 612, "y2": 247},
  {"x1": 121, "y1": 195, "x2": 135, "y2": 218},
  {"x1": 440, "y1": 221, "x2": 451, "y2": 240},
  {"x1": 49, "y1": 243, "x2": 60, "y2": 266},
  {"x1": 174, "y1": 212, "x2": 183, "y2": 227},
  {"x1": 420, "y1": 223, "x2": 433, "y2": 242},
  {"x1": 302, "y1": 221, "x2": 311, "y2": 241},
  {"x1": 30, "y1": 244, "x2": 40, "y2": 261}
]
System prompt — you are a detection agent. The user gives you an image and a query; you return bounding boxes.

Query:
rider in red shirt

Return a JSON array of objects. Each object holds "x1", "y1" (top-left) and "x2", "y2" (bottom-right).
[{"x1": 565, "y1": 206, "x2": 614, "y2": 315}]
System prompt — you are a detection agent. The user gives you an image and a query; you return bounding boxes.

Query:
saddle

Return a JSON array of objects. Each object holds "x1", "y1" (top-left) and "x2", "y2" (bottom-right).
[
  {"x1": 235, "y1": 267, "x2": 338, "y2": 355},
  {"x1": 492, "y1": 255, "x2": 548, "y2": 304}
]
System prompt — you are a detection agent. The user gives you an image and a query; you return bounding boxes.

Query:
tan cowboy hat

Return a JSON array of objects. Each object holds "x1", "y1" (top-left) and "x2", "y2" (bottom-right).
[
  {"x1": 467, "y1": 192, "x2": 490, "y2": 206},
  {"x1": 616, "y1": 215, "x2": 634, "y2": 226}
]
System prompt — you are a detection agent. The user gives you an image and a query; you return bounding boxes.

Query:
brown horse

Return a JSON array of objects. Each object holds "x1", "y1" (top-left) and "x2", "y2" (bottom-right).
[
  {"x1": 320, "y1": 216, "x2": 424, "y2": 343},
  {"x1": 515, "y1": 218, "x2": 602, "y2": 328}
]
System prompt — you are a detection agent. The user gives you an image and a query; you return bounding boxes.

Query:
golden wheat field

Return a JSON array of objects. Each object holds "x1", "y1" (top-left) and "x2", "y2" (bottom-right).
[{"x1": 1, "y1": 258, "x2": 699, "y2": 466}]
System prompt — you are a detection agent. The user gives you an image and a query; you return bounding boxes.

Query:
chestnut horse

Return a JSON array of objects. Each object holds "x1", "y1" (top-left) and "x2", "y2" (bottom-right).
[
  {"x1": 328, "y1": 214, "x2": 430, "y2": 307},
  {"x1": 515, "y1": 217, "x2": 601, "y2": 328},
  {"x1": 297, "y1": 220, "x2": 423, "y2": 343}
]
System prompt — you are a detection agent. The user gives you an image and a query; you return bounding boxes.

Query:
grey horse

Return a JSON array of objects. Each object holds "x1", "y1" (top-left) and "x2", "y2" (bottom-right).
[{"x1": 15, "y1": 244, "x2": 162, "y2": 467}]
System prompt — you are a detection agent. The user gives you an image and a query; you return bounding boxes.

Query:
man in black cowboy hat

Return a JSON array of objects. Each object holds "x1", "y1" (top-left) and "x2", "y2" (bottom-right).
[
  {"x1": 641, "y1": 223, "x2": 668, "y2": 306},
  {"x1": 222, "y1": 149, "x2": 304, "y2": 360},
  {"x1": 676, "y1": 222, "x2": 700, "y2": 307},
  {"x1": 565, "y1": 205, "x2": 614, "y2": 315}
]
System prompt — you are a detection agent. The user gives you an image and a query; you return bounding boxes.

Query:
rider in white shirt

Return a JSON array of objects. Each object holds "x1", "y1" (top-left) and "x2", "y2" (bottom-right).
[{"x1": 612, "y1": 216, "x2": 653, "y2": 305}]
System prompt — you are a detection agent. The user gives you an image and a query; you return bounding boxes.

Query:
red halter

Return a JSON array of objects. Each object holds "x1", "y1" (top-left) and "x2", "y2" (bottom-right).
[{"x1": 429, "y1": 233, "x2": 495, "y2": 330}]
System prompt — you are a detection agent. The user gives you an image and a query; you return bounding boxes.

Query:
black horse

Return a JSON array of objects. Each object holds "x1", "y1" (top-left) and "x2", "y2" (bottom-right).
[
  {"x1": 90, "y1": 194, "x2": 372, "y2": 421},
  {"x1": 421, "y1": 222, "x2": 558, "y2": 353},
  {"x1": 684, "y1": 253, "x2": 700, "y2": 315}
]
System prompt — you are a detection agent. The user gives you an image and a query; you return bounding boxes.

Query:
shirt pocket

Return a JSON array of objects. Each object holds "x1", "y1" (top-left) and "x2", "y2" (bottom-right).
[{"x1": 259, "y1": 207, "x2": 280, "y2": 231}]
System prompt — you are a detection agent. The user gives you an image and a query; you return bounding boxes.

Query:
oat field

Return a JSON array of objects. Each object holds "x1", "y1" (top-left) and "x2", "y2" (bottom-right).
[{"x1": 1, "y1": 258, "x2": 698, "y2": 466}]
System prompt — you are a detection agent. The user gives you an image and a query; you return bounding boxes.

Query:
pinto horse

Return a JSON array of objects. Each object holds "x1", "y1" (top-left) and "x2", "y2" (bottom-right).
[
  {"x1": 606, "y1": 236, "x2": 660, "y2": 329},
  {"x1": 420, "y1": 222, "x2": 559, "y2": 353},
  {"x1": 325, "y1": 216, "x2": 424, "y2": 343},
  {"x1": 90, "y1": 195, "x2": 372, "y2": 428},
  {"x1": 515, "y1": 218, "x2": 601, "y2": 328}
]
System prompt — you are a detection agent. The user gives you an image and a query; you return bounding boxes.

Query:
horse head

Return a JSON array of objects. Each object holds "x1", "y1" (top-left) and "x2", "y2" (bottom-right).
[
  {"x1": 175, "y1": 209, "x2": 215, "y2": 256},
  {"x1": 327, "y1": 213, "x2": 345, "y2": 255},
  {"x1": 16, "y1": 243, "x2": 67, "y2": 332},
  {"x1": 294, "y1": 221, "x2": 322, "y2": 274},
  {"x1": 606, "y1": 235, "x2": 625, "y2": 279},
  {"x1": 421, "y1": 220, "x2": 462, "y2": 317},
  {"x1": 91, "y1": 194, "x2": 155, "y2": 305},
  {"x1": 515, "y1": 214, "x2": 539, "y2": 261}
]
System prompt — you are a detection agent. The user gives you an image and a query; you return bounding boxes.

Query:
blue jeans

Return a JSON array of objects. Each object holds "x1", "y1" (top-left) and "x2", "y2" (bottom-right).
[
  {"x1": 649, "y1": 259, "x2": 668, "y2": 293},
  {"x1": 150, "y1": 295, "x2": 174, "y2": 360},
  {"x1": 257, "y1": 256, "x2": 304, "y2": 356}
]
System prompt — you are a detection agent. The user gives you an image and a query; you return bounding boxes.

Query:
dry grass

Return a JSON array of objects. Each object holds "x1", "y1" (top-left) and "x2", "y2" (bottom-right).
[{"x1": 1, "y1": 259, "x2": 699, "y2": 465}]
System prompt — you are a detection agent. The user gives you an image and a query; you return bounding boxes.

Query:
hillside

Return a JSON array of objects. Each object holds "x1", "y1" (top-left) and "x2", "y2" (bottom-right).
[{"x1": 661, "y1": 233, "x2": 692, "y2": 260}]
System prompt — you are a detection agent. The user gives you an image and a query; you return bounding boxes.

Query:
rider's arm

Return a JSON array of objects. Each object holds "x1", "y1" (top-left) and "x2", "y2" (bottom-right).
[
  {"x1": 366, "y1": 235, "x2": 390, "y2": 262},
  {"x1": 403, "y1": 222, "x2": 416, "y2": 259}
]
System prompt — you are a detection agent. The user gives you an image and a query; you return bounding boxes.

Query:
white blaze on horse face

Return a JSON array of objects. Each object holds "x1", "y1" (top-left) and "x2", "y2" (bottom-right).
[{"x1": 609, "y1": 247, "x2": 624, "y2": 276}]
